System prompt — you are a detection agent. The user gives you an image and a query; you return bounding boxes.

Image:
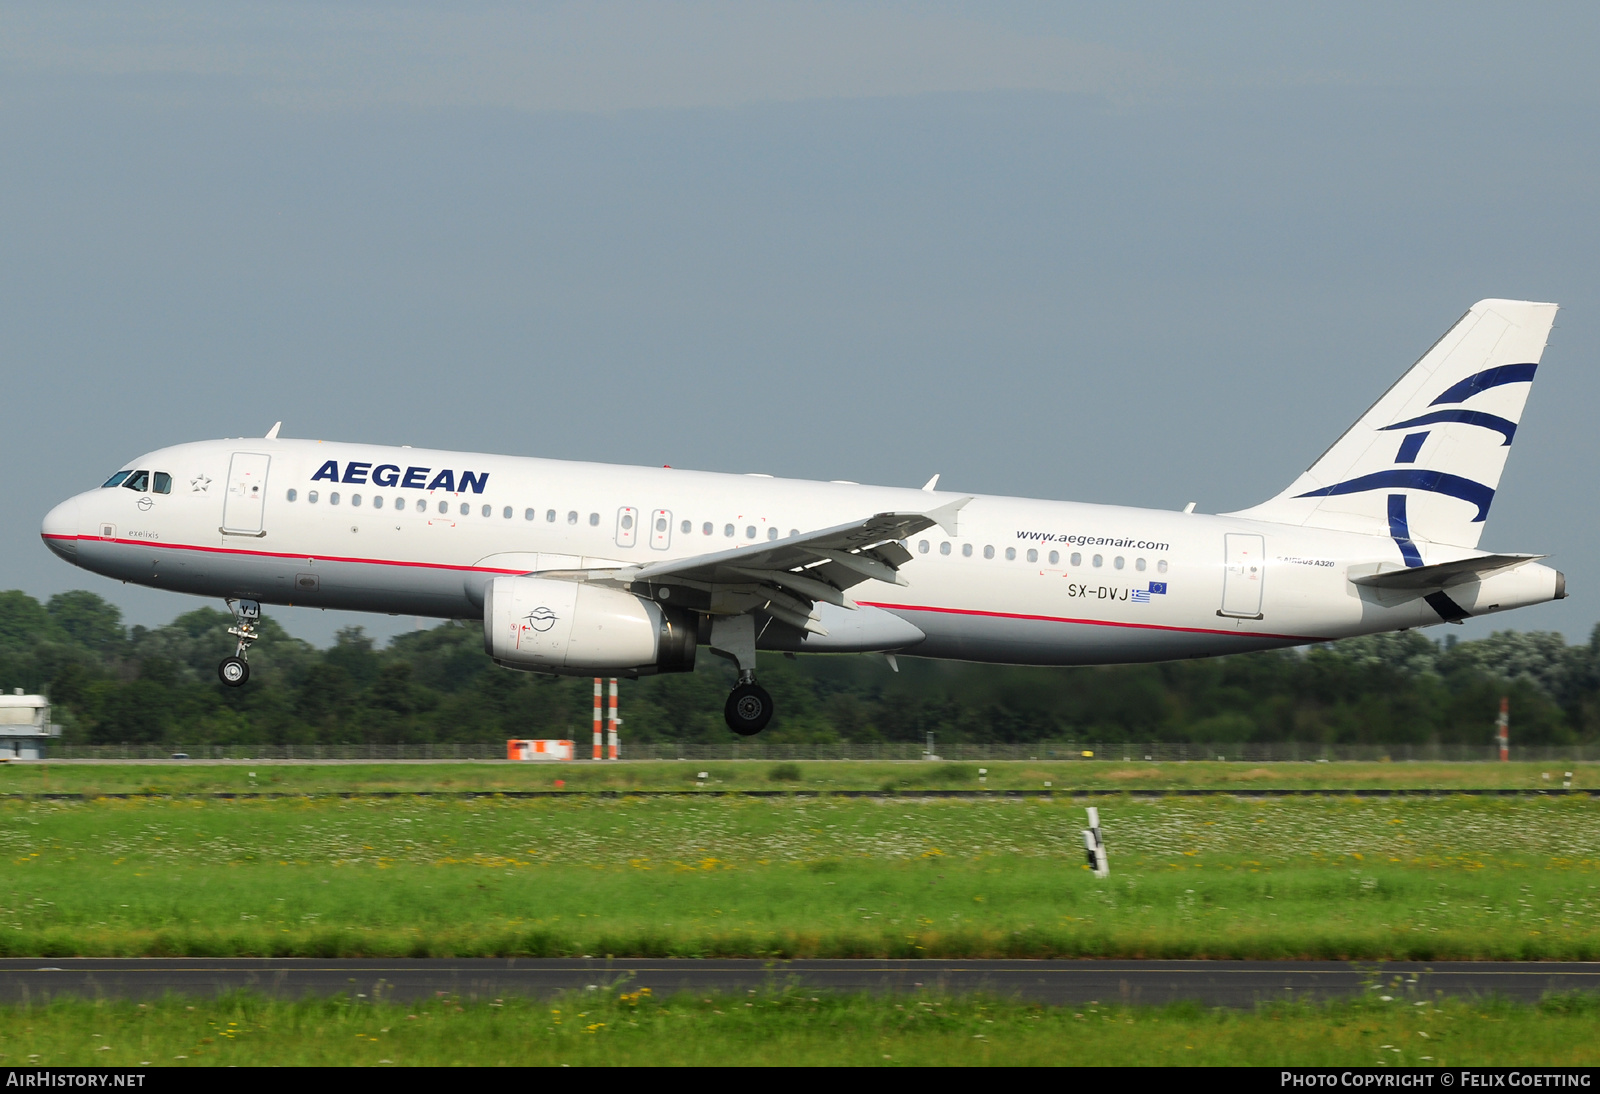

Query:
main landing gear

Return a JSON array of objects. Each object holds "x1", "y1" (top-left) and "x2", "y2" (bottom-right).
[
  {"x1": 725, "y1": 675, "x2": 774, "y2": 737},
  {"x1": 219, "y1": 598, "x2": 260, "y2": 688},
  {"x1": 710, "y1": 614, "x2": 774, "y2": 736}
]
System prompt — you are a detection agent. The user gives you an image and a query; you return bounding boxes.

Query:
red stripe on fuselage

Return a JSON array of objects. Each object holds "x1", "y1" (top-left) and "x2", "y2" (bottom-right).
[
  {"x1": 43, "y1": 534, "x2": 1325, "y2": 643},
  {"x1": 42, "y1": 533, "x2": 527, "y2": 575}
]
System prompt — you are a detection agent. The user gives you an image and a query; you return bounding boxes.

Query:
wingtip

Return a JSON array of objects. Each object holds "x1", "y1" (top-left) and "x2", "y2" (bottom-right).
[{"x1": 925, "y1": 495, "x2": 974, "y2": 536}]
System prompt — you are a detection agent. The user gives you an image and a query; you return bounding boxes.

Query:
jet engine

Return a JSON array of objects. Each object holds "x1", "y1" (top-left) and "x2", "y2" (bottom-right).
[{"x1": 482, "y1": 575, "x2": 697, "y2": 676}]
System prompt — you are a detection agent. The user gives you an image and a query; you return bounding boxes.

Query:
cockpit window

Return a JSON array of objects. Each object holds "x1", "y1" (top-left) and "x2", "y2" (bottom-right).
[
  {"x1": 122, "y1": 470, "x2": 150, "y2": 492},
  {"x1": 102, "y1": 471, "x2": 132, "y2": 488},
  {"x1": 152, "y1": 472, "x2": 172, "y2": 494}
]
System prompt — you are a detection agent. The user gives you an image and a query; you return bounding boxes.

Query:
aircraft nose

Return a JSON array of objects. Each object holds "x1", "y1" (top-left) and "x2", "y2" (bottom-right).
[{"x1": 41, "y1": 496, "x2": 81, "y2": 562}]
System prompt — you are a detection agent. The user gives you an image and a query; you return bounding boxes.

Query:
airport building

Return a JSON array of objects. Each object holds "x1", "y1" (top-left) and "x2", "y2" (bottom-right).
[{"x1": 0, "y1": 691, "x2": 61, "y2": 760}]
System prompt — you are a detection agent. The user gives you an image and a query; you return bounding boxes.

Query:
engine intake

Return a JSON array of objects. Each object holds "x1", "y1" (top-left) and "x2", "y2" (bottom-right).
[{"x1": 483, "y1": 575, "x2": 697, "y2": 676}]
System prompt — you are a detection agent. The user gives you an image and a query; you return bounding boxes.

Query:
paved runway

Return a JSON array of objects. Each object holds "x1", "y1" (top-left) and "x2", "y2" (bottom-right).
[{"x1": 3, "y1": 959, "x2": 1597, "y2": 1007}]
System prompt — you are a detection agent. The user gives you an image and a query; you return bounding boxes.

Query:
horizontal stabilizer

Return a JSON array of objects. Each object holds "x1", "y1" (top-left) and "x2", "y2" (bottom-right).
[{"x1": 1350, "y1": 553, "x2": 1545, "y2": 590}]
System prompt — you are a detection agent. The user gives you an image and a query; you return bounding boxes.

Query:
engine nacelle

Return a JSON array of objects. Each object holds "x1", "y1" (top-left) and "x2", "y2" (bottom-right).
[{"x1": 482, "y1": 575, "x2": 697, "y2": 676}]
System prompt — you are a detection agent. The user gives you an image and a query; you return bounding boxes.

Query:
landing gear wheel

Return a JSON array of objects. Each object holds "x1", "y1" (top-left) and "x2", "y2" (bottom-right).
[
  {"x1": 218, "y1": 657, "x2": 250, "y2": 687},
  {"x1": 724, "y1": 682, "x2": 774, "y2": 736}
]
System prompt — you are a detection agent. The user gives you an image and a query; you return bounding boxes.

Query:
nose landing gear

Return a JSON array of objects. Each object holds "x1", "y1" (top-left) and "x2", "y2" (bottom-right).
[{"x1": 219, "y1": 598, "x2": 261, "y2": 688}]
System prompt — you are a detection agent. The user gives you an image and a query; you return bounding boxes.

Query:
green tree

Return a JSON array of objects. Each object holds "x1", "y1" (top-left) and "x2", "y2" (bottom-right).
[{"x1": 46, "y1": 590, "x2": 125, "y2": 650}]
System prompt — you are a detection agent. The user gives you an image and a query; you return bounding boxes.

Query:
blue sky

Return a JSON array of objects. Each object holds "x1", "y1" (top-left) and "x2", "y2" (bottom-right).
[{"x1": 5, "y1": 2, "x2": 1599, "y2": 646}]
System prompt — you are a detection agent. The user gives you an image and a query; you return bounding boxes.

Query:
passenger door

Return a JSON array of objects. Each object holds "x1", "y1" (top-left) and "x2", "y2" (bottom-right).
[
  {"x1": 222, "y1": 453, "x2": 271, "y2": 536},
  {"x1": 1219, "y1": 533, "x2": 1265, "y2": 619}
]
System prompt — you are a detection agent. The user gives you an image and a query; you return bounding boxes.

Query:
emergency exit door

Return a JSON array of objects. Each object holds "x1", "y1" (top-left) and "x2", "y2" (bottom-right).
[
  {"x1": 1219, "y1": 533, "x2": 1265, "y2": 619},
  {"x1": 222, "y1": 453, "x2": 271, "y2": 535}
]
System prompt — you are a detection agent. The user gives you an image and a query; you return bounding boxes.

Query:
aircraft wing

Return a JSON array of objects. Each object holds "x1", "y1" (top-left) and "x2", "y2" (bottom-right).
[{"x1": 549, "y1": 497, "x2": 971, "y2": 635}]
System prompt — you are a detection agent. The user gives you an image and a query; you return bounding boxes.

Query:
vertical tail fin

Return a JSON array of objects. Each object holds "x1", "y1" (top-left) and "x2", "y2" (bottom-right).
[{"x1": 1226, "y1": 299, "x2": 1558, "y2": 551}]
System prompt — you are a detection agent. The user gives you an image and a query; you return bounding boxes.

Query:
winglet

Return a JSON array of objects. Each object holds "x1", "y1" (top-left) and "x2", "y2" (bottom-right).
[
  {"x1": 265, "y1": 422, "x2": 282, "y2": 440},
  {"x1": 921, "y1": 474, "x2": 940, "y2": 492},
  {"x1": 924, "y1": 496, "x2": 973, "y2": 536}
]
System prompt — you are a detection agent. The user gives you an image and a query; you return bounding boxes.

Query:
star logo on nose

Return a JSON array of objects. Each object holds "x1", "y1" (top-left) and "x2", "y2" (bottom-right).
[{"x1": 190, "y1": 475, "x2": 211, "y2": 493}]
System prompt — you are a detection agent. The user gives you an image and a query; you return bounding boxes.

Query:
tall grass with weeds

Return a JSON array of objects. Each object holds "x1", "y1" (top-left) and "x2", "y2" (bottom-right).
[
  {"x1": 3, "y1": 795, "x2": 1598, "y2": 959},
  {"x1": 3, "y1": 760, "x2": 1595, "y2": 798},
  {"x1": 3, "y1": 989, "x2": 1599, "y2": 1067}
]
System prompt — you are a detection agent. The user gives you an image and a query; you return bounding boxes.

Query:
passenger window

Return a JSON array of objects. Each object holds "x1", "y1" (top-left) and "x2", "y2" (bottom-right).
[
  {"x1": 503, "y1": 506, "x2": 511, "y2": 519},
  {"x1": 287, "y1": 489, "x2": 298, "y2": 503},
  {"x1": 393, "y1": 497, "x2": 404, "y2": 511},
  {"x1": 102, "y1": 471, "x2": 132, "y2": 488},
  {"x1": 1026, "y1": 548, "x2": 1038, "y2": 563},
  {"x1": 939, "y1": 542, "x2": 951, "y2": 556},
  {"x1": 768, "y1": 527, "x2": 779, "y2": 541},
  {"x1": 308, "y1": 491, "x2": 319, "y2": 504},
  {"x1": 983, "y1": 545, "x2": 994, "y2": 559},
  {"x1": 660, "y1": 517, "x2": 671, "y2": 533},
  {"x1": 962, "y1": 543, "x2": 973, "y2": 557},
  {"x1": 1092, "y1": 554, "x2": 1103, "y2": 567},
  {"x1": 548, "y1": 510, "x2": 557, "y2": 522},
  {"x1": 918, "y1": 540, "x2": 929, "y2": 554},
  {"x1": 1158, "y1": 559, "x2": 1169, "y2": 573},
  {"x1": 681, "y1": 520, "x2": 691, "y2": 534},
  {"x1": 525, "y1": 508, "x2": 535, "y2": 521},
  {"x1": 1114, "y1": 556, "x2": 1124, "y2": 569},
  {"x1": 1135, "y1": 558, "x2": 1146, "y2": 571},
  {"x1": 1071, "y1": 552, "x2": 1082, "y2": 567},
  {"x1": 568, "y1": 511, "x2": 578, "y2": 525},
  {"x1": 152, "y1": 472, "x2": 172, "y2": 494},
  {"x1": 1048, "y1": 551, "x2": 1059, "y2": 565},
  {"x1": 589, "y1": 513, "x2": 600, "y2": 526},
  {"x1": 724, "y1": 524, "x2": 735, "y2": 537},
  {"x1": 439, "y1": 500, "x2": 449, "y2": 514},
  {"x1": 621, "y1": 513, "x2": 634, "y2": 531},
  {"x1": 459, "y1": 503, "x2": 469, "y2": 516},
  {"x1": 373, "y1": 496, "x2": 384, "y2": 510},
  {"x1": 351, "y1": 494, "x2": 362, "y2": 508},
  {"x1": 481, "y1": 505, "x2": 491, "y2": 518},
  {"x1": 122, "y1": 470, "x2": 150, "y2": 492},
  {"x1": 745, "y1": 525, "x2": 756, "y2": 539},
  {"x1": 330, "y1": 492, "x2": 341, "y2": 506},
  {"x1": 703, "y1": 522, "x2": 713, "y2": 535},
  {"x1": 789, "y1": 529, "x2": 799, "y2": 537},
  {"x1": 1005, "y1": 547, "x2": 1016, "y2": 561}
]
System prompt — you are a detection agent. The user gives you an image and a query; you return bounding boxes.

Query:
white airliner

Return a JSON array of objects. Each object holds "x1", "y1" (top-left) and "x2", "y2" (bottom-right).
[{"x1": 41, "y1": 299, "x2": 1565, "y2": 735}]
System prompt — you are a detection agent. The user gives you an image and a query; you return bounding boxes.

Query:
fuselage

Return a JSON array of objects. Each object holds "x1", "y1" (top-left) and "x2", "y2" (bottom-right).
[{"x1": 40, "y1": 437, "x2": 1563, "y2": 666}]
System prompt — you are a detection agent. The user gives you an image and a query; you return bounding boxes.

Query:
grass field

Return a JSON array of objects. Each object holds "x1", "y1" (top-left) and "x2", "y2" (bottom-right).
[
  {"x1": 4, "y1": 794, "x2": 1597, "y2": 960},
  {"x1": 4, "y1": 990, "x2": 1599, "y2": 1067},
  {"x1": 1, "y1": 759, "x2": 1594, "y2": 796}
]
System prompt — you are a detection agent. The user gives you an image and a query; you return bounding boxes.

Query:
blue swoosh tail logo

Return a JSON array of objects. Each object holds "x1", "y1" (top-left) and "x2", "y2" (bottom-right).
[
  {"x1": 1387, "y1": 494, "x2": 1423, "y2": 567},
  {"x1": 1295, "y1": 469, "x2": 1495, "y2": 522},
  {"x1": 1428, "y1": 363, "x2": 1536, "y2": 406},
  {"x1": 1380, "y1": 409, "x2": 1517, "y2": 446}
]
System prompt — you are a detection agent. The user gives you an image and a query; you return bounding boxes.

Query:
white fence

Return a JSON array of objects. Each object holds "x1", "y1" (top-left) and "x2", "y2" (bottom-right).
[{"x1": 37, "y1": 741, "x2": 1600, "y2": 762}]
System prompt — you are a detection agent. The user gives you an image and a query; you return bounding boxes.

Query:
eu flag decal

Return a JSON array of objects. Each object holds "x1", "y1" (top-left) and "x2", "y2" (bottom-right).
[{"x1": 1131, "y1": 582, "x2": 1168, "y2": 604}]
